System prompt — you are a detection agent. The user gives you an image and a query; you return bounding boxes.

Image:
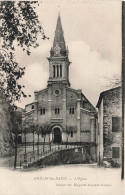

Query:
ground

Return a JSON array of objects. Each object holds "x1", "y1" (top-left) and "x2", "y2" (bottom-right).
[
  {"x1": 0, "y1": 145, "x2": 40, "y2": 168},
  {"x1": 0, "y1": 164, "x2": 124, "y2": 195}
]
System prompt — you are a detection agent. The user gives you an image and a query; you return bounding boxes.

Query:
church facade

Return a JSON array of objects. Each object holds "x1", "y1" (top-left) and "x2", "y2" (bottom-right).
[{"x1": 24, "y1": 15, "x2": 97, "y2": 145}]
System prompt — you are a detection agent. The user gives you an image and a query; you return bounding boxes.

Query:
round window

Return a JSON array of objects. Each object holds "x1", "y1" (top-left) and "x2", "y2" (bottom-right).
[
  {"x1": 54, "y1": 89, "x2": 61, "y2": 96},
  {"x1": 55, "y1": 90, "x2": 60, "y2": 95}
]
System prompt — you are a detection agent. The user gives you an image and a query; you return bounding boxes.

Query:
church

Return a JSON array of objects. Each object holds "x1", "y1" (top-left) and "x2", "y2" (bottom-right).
[{"x1": 24, "y1": 14, "x2": 97, "y2": 146}]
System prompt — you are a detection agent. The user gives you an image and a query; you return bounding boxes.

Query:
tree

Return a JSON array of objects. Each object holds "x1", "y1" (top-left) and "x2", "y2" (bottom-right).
[
  {"x1": 10, "y1": 109, "x2": 22, "y2": 168},
  {"x1": 22, "y1": 115, "x2": 33, "y2": 157},
  {"x1": 0, "y1": 1, "x2": 48, "y2": 156},
  {"x1": 0, "y1": 1, "x2": 47, "y2": 107},
  {"x1": 34, "y1": 124, "x2": 40, "y2": 157},
  {"x1": 103, "y1": 74, "x2": 121, "y2": 89},
  {"x1": 39, "y1": 123, "x2": 52, "y2": 152},
  {"x1": 65, "y1": 126, "x2": 74, "y2": 148},
  {"x1": 46, "y1": 124, "x2": 52, "y2": 152},
  {"x1": 39, "y1": 125, "x2": 46, "y2": 152},
  {"x1": 30, "y1": 123, "x2": 37, "y2": 155}
]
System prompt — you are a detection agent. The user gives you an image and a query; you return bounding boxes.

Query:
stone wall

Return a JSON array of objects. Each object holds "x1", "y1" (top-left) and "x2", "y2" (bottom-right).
[
  {"x1": 80, "y1": 111, "x2": 91, "y2": 131},
  {"x1": 103, "y1": 87, "x2": 122, "y2": 164},
  {"x1": 66, "y1": 89, "x2": 77, "y2": 129}
]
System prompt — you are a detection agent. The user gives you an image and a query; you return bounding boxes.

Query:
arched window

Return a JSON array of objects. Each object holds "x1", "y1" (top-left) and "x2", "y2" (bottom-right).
[
  {"x1": 69, "y1": 107, "x2": 75, "y2": 115},
  {"x1": 57, "y1": 65, "x2": 59, "y2": 77},
  {"x1": 43, "y1": 108, "x2": 45, "y2": 115},
  {"x1": 69, "y1": 107, "x2": 71, "y2": 114},
  {"x1": 72, "y1": 108, "x2": 74, "y2": 114},
  {"x1": 53, "y1": 65, "x2": 55, "y2": 78},
  {"x1": 60, "y1": 65, "x2": 62, "y2": 77},
  {"x1": 40, "y1": 108, "x2": 46, "y2": 115},
  {"x1": 55, "y1": 108, "x2": 56, "y2": 114},
  {"x1": 55, "y1": 108, "x2": 60, "y2": 114},
  {"x1": 31, "y1": 105, "x2": 34, "y2": 110},
  {"x1": 71, "y1": 130, "x2": 73, "y2": 137},
  {"x1": 58, "y1": 108, "x2": 60, "y2": 114}
]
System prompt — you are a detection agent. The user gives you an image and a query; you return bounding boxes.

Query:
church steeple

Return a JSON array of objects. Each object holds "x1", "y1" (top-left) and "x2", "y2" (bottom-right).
[
  {"x1": 53, "y1": 13, "x2": 66, "y2": 51},
  {"x1": 47, "y1": 14, "x2": 70, "y2": 87},
  {"x1": 49, "y1": 13, "x2": 68, "y2": 58}
]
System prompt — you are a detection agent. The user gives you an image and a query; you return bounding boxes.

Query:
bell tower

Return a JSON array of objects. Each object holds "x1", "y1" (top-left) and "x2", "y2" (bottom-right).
[{"x1": 47, "y1": 13, "x2": 71, "y2": 86}]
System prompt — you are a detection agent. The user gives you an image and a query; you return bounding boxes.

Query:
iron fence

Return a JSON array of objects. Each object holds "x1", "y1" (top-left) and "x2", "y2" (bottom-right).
[{"x1": 17, "y1": 143, "x2": 85, "y2": 168}]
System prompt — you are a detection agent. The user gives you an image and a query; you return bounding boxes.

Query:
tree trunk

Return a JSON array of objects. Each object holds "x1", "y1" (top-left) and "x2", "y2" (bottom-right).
[
  {"x1": 25, "y1": 132, "x2": 26, "y2": 154},
  {"x1": 14, "y1": 133, "x2": 18, "y2": 169},
  {"x1": 33, "y1": 130, "x2": 34, "y2": 155},
  {"x1": 37, "y1": 132, "x2": 39, "y2": 158},
  {"x1": 43, "y1": 135, "x2": 46, "y2": 152},
  {"x1": 49, "y1": 134, "x2": 51, "y2": 152},
  {"x1": 66, "y1": 134, "x2": 69, "y2": 148},
  {"x1": 24, "y1": 132, "x2": 27, "y2": 162}
]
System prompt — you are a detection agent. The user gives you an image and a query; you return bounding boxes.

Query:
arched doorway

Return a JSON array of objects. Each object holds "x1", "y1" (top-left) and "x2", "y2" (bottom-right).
[
  {"x1": 53, "y1": 127, "x2": 62, "y2": 143},
  {"x1": 17, "y1": 134, "x2": 22, "y2": 144}
]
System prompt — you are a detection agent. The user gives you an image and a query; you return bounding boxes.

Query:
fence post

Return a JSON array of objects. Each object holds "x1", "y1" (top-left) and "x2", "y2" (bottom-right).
[
  {"x1": 24, "y1": 131, "x2": 27, "y2": 156},
  {"x1": 20, "y1": 155, "x2": 21, "y2": 168},
  {"x1": 38, "y1": 130, "x2": 39, "y2": 159},
  {"x1": 14, "y1": 133, "x2": 18, "y2": 169},
  {"x1": 25, "y1": 153, "x2": 27, "y2": 163},
  {"x1": 33, "y1": 130, "x2": 34, "y2": 155}
]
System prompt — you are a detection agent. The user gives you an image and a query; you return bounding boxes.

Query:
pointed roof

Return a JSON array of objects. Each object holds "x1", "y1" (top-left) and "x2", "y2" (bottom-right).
[
  {"x1": 53, "y1": 13, "x2": 66, "y2": 50},
  {"x1": 56, "y1": 13, "x2": 63, "y2": 31}
]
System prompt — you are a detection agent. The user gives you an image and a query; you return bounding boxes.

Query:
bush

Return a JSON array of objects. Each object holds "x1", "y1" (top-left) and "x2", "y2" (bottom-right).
[
  {"x1": 106, "y1": 158, "x2": 120, "y2": 168},
  {"x1": 110, "y1": 160, "x2": 120, "y2": 168}
]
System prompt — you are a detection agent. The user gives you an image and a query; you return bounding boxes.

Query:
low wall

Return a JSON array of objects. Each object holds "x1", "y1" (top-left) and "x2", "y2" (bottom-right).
[{"x1": 26, "y1": 146, "x2": 97, "y2": 169}]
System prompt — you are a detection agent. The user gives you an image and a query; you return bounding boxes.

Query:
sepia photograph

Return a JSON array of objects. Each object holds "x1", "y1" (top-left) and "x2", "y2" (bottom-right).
[{"x1": 0, "y1": 0, "x2": 124, "y2": 195}]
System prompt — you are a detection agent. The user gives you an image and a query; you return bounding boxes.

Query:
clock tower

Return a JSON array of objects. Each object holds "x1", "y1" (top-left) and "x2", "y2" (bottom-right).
[{"x1": 47, "y1": 13, "x2": 71, "y2": 87}]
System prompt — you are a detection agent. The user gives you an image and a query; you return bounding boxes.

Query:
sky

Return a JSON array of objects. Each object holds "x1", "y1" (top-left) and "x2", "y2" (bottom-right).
[{"x1": 15, "y1": 0, "x2": 122, "y2": 108}]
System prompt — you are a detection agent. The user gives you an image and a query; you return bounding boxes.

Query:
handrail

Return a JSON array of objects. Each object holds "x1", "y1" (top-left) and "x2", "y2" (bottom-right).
[{"x1": 18, "y1": 143, "x2": 86, "y2": 168}]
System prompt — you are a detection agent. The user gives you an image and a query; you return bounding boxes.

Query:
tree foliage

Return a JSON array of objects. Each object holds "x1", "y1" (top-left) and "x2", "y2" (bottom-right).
[
  {"x1": 66, "y1": 126, "x2": 74, "y2": 136},
  {"x1": 39, "y1": 123, "x2": 52, "y2": 150},
  {"x1": 66, "y1": 126, "x2": 74, "y2": 145},
  {"x1": 103, "y1": 74, "x2": 121, "y2": 89},
  {"x1": 22, "y1": 115, "x2": 35, "y2": 133},
  {"x1": 39, "y1": 122, "x2": 52, "y2": 136},
  {"x1": 10, "y1": 109, "x2": 22, "y2": 135},
  {"x1": 0, "y1": 1, "x2": 48, "y2": 108}
]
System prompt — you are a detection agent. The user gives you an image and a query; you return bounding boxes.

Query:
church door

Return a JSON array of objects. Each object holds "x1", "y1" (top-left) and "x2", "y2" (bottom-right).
[{"x1": 53, "y1": 128, "x2": 62, "y2": 143}]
